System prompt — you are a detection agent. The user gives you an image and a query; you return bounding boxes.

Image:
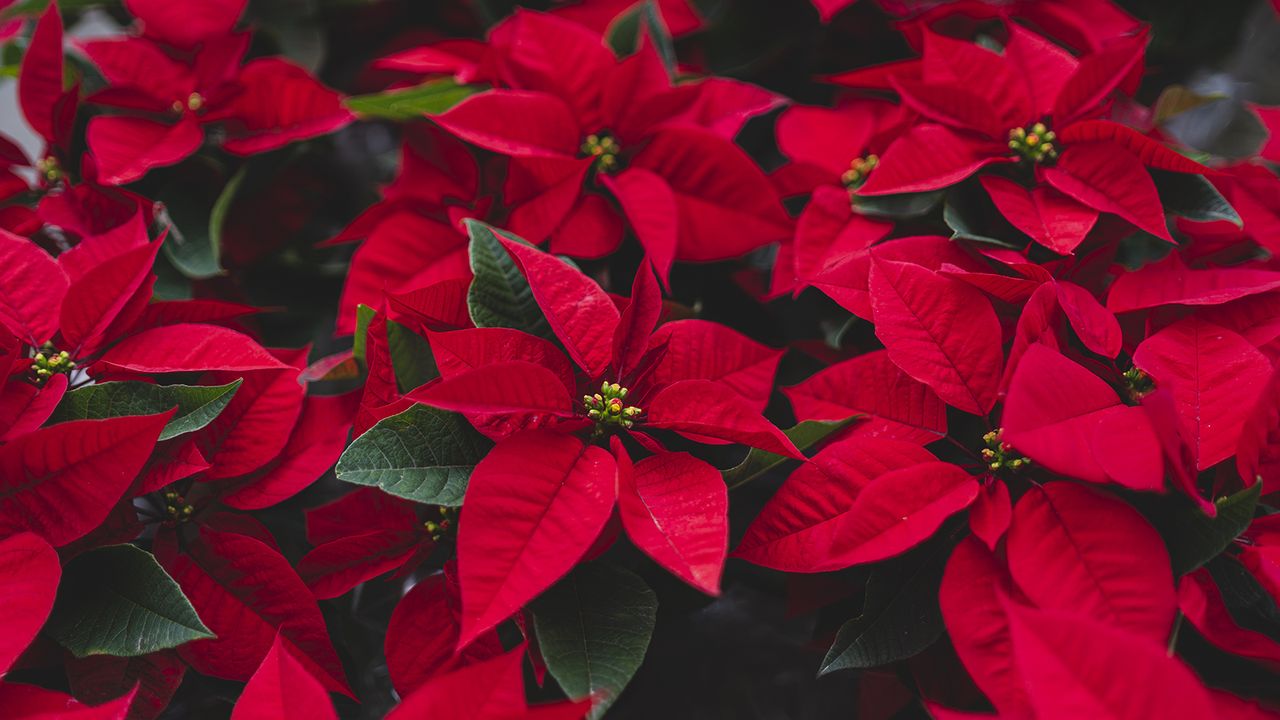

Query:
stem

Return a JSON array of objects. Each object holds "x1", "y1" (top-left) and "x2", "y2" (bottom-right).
[{"x1": 1166, "y1": 610, "x2": 1184, "y2": 657}]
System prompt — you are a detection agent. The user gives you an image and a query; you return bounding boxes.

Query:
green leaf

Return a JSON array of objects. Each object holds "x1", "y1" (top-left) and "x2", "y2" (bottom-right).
[
  {"x1": 335, "y1": 404, "x2": 491, "y2": 506},
  {"x1": 1153, "y1": 85, "x2": 1226, "y2": 125},
  {"x1": 942, "y1": 190, "x2": 1024, "y2": 248},
  {"x1": 1151, "y1": 169, "x2": 1242, "y2": 227},
  {"x1": 465, "y1": 219, "x2": 553, "y2": 339},
  {"x1": 723, "y1": 417, "x2": 856, "y2": 490},
  {"x1": 387, "y1": 318, "x2": 439, "y2": 392},
  {"x1": 48, "y1": 380, "x2": 242, "y2": 442},
  {"x1": 1140, "y1": 483, "x2": 1260, "y2": 576},
  {"x1": 818, "y1": 531, "x2": 954, "y2": 675},
  {"x1": 1206, "y1": 554, "x2": 1280, "y2": 644},
  {"x1": 158, "y1": 168, "x2": 244, "y2": 280},
  {"x1": 47, "y1": 545, "x2": 213, "y2": 658},
  {"x1": 852, "y1": 189, "x2": 945, "y2": 219},
  {"x1": 531, "y1": 562, "x2": 657, "y2": 719},
  {"x1": 345, "y1": 78, "x2": 481, "y2": 121},
  {"x1": 605, "y1": 0, "x2": 676, "y2": 77},
  {"x1": 352, "y1": 303, "x2": 377, "y2": 366}
]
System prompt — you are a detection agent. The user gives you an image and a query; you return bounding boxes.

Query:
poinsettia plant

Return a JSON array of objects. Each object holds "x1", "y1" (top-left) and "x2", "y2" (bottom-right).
[{"x1": 1, "y1": 0, "x2": 1280, "y2": 718}]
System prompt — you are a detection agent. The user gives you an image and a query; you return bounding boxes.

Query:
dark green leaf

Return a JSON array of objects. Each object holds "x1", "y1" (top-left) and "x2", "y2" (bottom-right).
[
  {"x1": 818, "y1": 533, "x2": 954, "y2": 675},
  {"x1": 942, "y1": 191, "x2": 1024, "y2": 248},
  {"x1": 47, "y1": 545, "x2": 212, "y2": 658},
  {"x1": 723, "y1": 417, "x2": 856, "y2": 489},
  {"x1": 335, "y1": 404, "x2": 491, "y2": 506},
  {"x1": 1151, "y1": 169, "x2": 1242, "y2": 227},
  {"x1": 352, "y1": 303, "x2": 377, "y2": 366},
  {"x1": 344, "y1": 79, "x2": 481, "y2": 121},
  {"x1": 531, "y1": 562, "x2": 657, "y2": 719},
  {"x1": 48, "y1": 380, "x2": 242, "y2": 442},
  {"x1": 465, "y1": 219, "x2": 553, "y2": 339},
  {"x1": 852, "y1": 189, "x2": 945, "y2": 219},
  {"x1": 387, "y1": 319, "x2": 438, "y2": 392},
  {"x1": 158, "y1": 169, "x2": 244, "y2": 280},
  {"x1": 1205, "y1": 554, "x2": 1280, "y2": 644},
  {"x1": 605, "y1": 0, "x2": 676, "y2": 77},
  {"x1": 1141, "y1": 483, "x2": 1260, "y2": 576}
]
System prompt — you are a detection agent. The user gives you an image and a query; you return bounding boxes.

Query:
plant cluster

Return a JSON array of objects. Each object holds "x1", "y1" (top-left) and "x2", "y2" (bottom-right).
[{"x1": 1, "y1": 0, "x2": 1280, "y2": 718}]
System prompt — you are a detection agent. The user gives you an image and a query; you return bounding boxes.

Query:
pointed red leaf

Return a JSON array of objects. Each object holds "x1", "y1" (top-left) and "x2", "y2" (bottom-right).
[
  {"x1": 826, "y1": 461, "x2": 977, "y2": 567},
  {"x1": 783, "y1": 350, "x2": 948, "y2": 444},
  {"x1": 231, "y1": 634, "x2": 336, "y2": 720},
  {"x1": 1107, "y1": 254, "x2": 1280, "y2": 313},
  {"x1": 1006, "y1": 482, "x2": 1176, "y2": 642},
  {"x1": 435, "y1": 90, "x2": 581, "y2": 157},
  {"x1": 498, "y1": 238, "x2": 619, "y2": 378},
  {"x1": 645, "y1": 319, "x2": 782, "y2": 411},
  {"x1": 603, "y1": 170, "x2": 678, "y2": 285},
  {"x1": 124, "y1": 0, "x2": 246, "y2": 47},
  {"x1": 1004, "y1": 602, "x2": 1215, "y2": 720},
  {"x1": 617, "y1": 448, "x2": 727, "y2": 595},
  {"x1": 386, "y1": 572, "x2": 504, "y2": 696},
  {"x1": 980, "y1": 176, "x2": 1098, "y2": 254},
  {"x1": 0, "y1": 412, "x2": 169, "y2": 546},
  {"x1": 1238, "y1": 367, "x2": 1280, "y2": 491},
  {"x1": 19, "y1": 4, "x2": 64, "y2": 143},
  {"x1": 222, "y1": 391, "x2": 358, "y2": 510},
  {"x1": 1044, "y1": 143, "x2": 1171, "y2": 241},
  {"x1": 1003, "y1": 344, "x2": 1163, "y2": 490},
  {"x1": 733, "y1": 438, "x2": 937, "y2": 572},
  {"x1": 0, "y1": 373, "x2": 67, "y2": 442},
  {"x1": 197, "y1": 359, "x2": 306, "y2": 480},
  {"x1": 97, "y1": 324, "x2": 289, "y2": 374},
  {"x1": 611, "y1": 261, "x2": 662, "y2": 380},
  {"x1": 1133, "y1": 317, "x2": 1270, "y2": 470},
  {"x1": 968, "y1": 480, "x2": 1012, "y2": 551},
  {"x1": 218, "y1": 59, "x2": 353, "y2": 155},
  {"x1": 297, "y1": 529, "x2": 420, "y2": 600},
  {"x1": 0, "y1": 229, "x2": 67, "y2": 343},
  {"x1": 0, "y1": 683, "x2": 138, "y2": 719},
  {"x1": 938, "y1": 537, "x2": 1033, "y2": 718},
  {"x1": 868, "y1": 257, "x2": 1002, "y2": 415},
  {"x1": 1180, "y1": 568, "x2": 1280, "y2": 669},
  {"x1": 456, "y1": 431, "x2": 617, "y2": 647},
  {"x1": 59, "y1": 240, "x2": 159, "y2": 356},
  {"x1": 411, "y1": 360, "x2": 575, "y2": 418},
  {"x1": 386, "y1": 648, "x2": 528, "y2": 720},
  {"x1": 644, "y1": 379, "x2": 801, "y2": 458},
  {"x1": 1059, "y1": 120, "x2": 1209, "y2": 174},
  {"x1": 0, "y1": 532, "x2": 60, "y2": 673},
  {"x1": 86, "y1": 116, "x2": 203, "y2": 186},
  {"x1": 1051, "y1": 32, "x2": 1147, "y2": 123},
  {"x1": 156, "y1": 526, "x2": 351, "y2": 696},
  {"x1": 1054, "y1": 280, "x2": 1121, "y2": 358},
  {"x1": 856, "y1": 124, "x2": 1006, "y2": 196}
]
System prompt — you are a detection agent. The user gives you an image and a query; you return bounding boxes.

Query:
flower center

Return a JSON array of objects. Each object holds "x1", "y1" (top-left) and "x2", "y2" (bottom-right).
[
  {"x1": 581, "y1": 132, "x2": 621, "y2": 174},
  {"x1": 842, "y1": 154, "x2": 878, "y2": 191},
  {"x1": 980, "y1": 428, "x2": 1030, "y2": 473},
  {"x1": 30, "y1": 345, "x2": 75, "y2": 383},
  {"x1": 423, "y1": 506, "x2": 458, "y2": 543},
  {"x1": 163, "y1": 490, "x2": 195, "y2": 523},
  {"x1": 172, "y1": 92, "x2": 205, "y2": 114},
  {"x1": 1008, "y1": 123, "x2": 1058, "y2": 163},
  {"x1": 35, "y1": 156, "x2": 62, "y2": 184},
  {"x1": 584, "y1": 382, "x2": 643, "y2": 432},
  {"x1": 1122, "y1": 366, "x2": 1154, "y2": 404}
]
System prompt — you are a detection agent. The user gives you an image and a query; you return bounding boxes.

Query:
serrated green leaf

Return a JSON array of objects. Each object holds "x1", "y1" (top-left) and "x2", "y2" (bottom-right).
[
  {"x1": 723, "y1": 417, "x2": 856, "y2": 490},
  {"x1": 819, "y1": 531, "x2": 955, "y2": 675},
  {"x1": 465, "y1": 219, "x2": 553, "y2": 339},
  {"x1": 1206, "y1": 554, "x2": 1280, "y2": 644},
  {"x1": 1140, "y1": 483, "x2": 1260, "y2": 576},
  {"x1": 335, "y1": 404, "x2": 491, "y2": 506},
  {"x1": 345, "y1": 78, "x2": 481, "y2": 121},
  {"x1": 387, "y1": 318, "x2": 438, "y2": 392},
  {"x1": 852, "y1": 189, "x2": 945, "y2": 219},
  {"x1": 47, "y1": 545, "x2": 213, "y2": 658},
  {"x1": 532, "y1": 561, "x2": 657, "y2": 720},
  {"x1": 48, "y1": 380, "x2": 242, "y2": 441},
  {"x1": 1151, "y1": 169, "x2": 1242, "y2": 227}
]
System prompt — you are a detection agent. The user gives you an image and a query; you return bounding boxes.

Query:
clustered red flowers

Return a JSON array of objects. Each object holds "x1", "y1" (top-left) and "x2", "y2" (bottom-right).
[{"x1": 2, "y1": 0, "x2": 1280, "y2": 718}]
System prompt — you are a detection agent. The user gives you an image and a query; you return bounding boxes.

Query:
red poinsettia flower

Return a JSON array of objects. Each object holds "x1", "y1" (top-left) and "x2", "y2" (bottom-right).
[
  {"x1": 406, "y1": 232, "x2": 797, "y2": 645},
  {"x1": 80, "y1": 3, "x2": 352, "y2": 185},
  {"x1": 434, "y1": 10, "x2": 789, "y2": 278},
  {"x1": 851, "y1": 27, "x2": 1210, "y2": 251}
]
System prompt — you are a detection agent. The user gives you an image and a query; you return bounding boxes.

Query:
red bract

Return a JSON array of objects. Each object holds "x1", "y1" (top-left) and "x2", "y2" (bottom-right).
[
  {"x1": 433, "y1": 11, "x2": 789, "y2": 275},
  {"x1": 80, "y1": 10, "x2": 351, "y2": 184}
]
